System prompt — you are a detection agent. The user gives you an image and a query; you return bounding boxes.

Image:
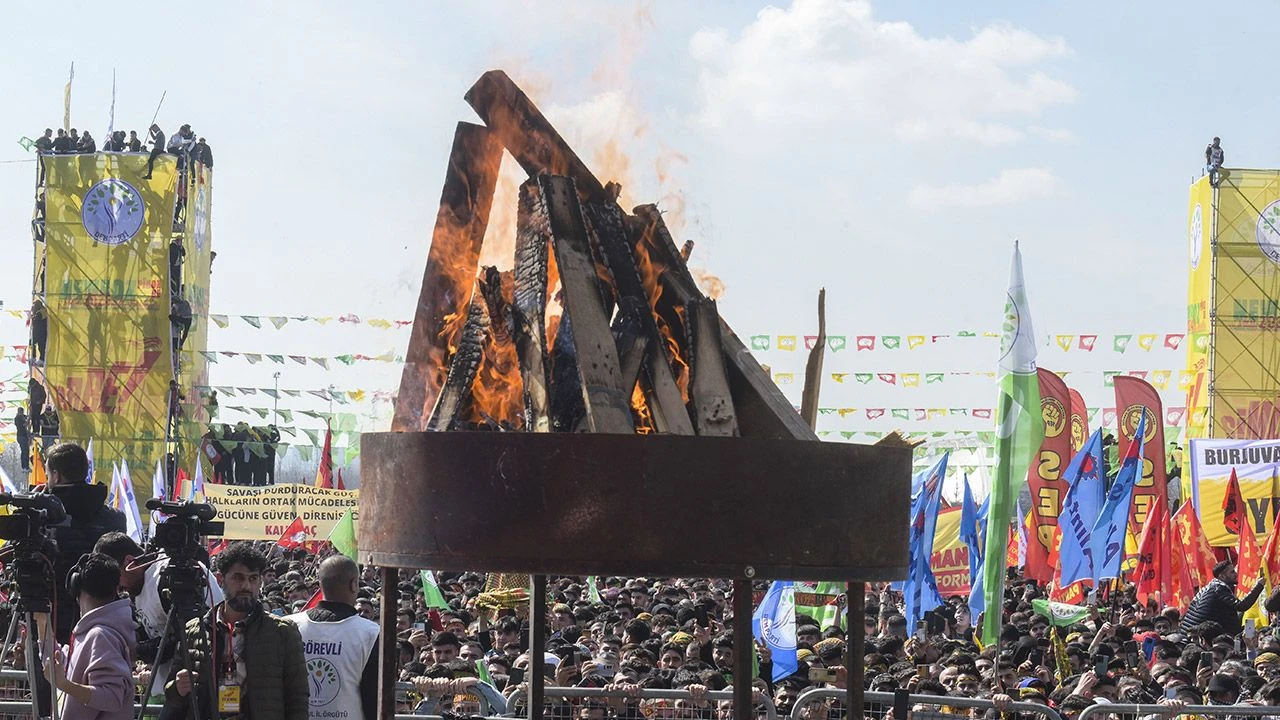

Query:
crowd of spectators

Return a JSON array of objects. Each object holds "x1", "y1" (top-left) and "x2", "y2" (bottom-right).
[{"x1": 0, "y1": 527, "x2": 1275, "y2": 719}]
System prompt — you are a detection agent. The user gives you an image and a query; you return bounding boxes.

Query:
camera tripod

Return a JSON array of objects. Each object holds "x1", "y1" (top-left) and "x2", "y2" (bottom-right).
[
  {"x1": 1, "y1": 601, "x2": 57, "y2": 720},
  {"x1": 136, "y1": 559, "x2": 218, "y2": 720}
]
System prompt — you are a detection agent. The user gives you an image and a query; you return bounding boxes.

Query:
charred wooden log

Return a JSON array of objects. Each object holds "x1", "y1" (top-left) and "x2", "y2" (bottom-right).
[
  {"x1": 687, "y1": 298, "x2": 739, "y2": 436},
  {"x1": 584, "y1": 201, "x2": 693, "y2": 435},
  {"x1": 631, "y1": 205, "x2": 818, "y2": 441},
  {"x1": 394, "y1": 122, "x2": 503, "y2": 432},
  {"x1": 513, "y1": 182, "x2": 553, "y2": 432},
  {"x1": 426, "y1": 288, "x2": 491, "y2": 432},
  {"x1": 611, "y1": 297, "x2": 649, "y2": 393},
  {"x1": 547, "y1": 311, "x2": 584, "y2": 432},
  {"x1": 540, "y1": 175, "x2": 634, "y2": 434}
]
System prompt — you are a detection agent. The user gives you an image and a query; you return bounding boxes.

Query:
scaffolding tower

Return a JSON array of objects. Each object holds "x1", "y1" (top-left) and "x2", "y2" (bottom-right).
[
  {"x1": 27, "y1": 138, "x2": 213, "y2": 502},
  {"x1": 1186, "y1": 169, "x2": 1280, "y2": 439}
]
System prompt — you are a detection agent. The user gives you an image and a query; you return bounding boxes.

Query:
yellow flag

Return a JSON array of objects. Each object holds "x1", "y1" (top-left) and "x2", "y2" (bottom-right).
[
  {"x1": 1121, "y1": 527, "x2": 1140, "y2": 573},
  {"x1": 30, "y1": 440, "x2": 47, "y2": 487}
]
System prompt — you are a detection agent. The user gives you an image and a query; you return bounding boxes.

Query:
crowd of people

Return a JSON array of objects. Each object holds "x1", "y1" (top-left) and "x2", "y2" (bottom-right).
[
  {"x1": 0, "y1": 440, "x2": 1278, "y2": 720},
  {"x1": 31, "y1": 124, "x2": 213, "y2": 171},
  {"x1": 202, "y1": 422, "x2": 283, "y2": 486}
]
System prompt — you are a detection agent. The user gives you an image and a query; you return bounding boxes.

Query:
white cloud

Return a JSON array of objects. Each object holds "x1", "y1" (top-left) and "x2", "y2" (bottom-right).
[
  {"x1": 908, "y1": 168, "x2": 1061, "y2": 209},
  {"x1": 689, "y1": 0, "x2": 1075, "y2": 145},
  {"x1": 1028, "y1": 126, "x2": 1075, "y2": 143}
]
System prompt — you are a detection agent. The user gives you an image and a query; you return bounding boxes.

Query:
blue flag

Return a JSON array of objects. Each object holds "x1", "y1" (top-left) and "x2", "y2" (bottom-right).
[
  {"x1": 904, "y1": 453, "x2": 948, "y2": 630},
  {"x1": 968, "y1": 492, "x2": 990, "y2": 618},
  {"x1": 960, "y1": 474, "x2": 982, "y2": 586},
  {"x1": 1057, "y1": 429, "x2": 1106, "y2": 587},
  {"x1": 752, "y1": 581, "x2": 798, "y2": 682},
  {"x1": 1090, "y1": 414, "x2": 1146, "y2": 585}
]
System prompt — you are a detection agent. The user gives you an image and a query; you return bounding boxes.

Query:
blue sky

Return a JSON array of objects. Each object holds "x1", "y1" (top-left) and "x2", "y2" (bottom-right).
[{"x1": 0, "y1": 0, "x2": 1272, "y2": 482}]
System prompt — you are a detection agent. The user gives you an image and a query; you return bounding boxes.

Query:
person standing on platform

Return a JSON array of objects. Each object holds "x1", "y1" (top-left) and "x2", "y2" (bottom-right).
[{"x1": 14, "y1": 407, "x2": 30, "y2": 471}]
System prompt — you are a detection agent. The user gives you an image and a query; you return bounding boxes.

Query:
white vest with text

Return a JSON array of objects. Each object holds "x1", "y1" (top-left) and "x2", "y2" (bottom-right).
[{"x1": 288, "y1": 611, "x2": 379, "y2": 720}]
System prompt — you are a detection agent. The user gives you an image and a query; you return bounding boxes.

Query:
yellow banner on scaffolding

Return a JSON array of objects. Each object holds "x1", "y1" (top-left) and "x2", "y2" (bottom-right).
[
  {"x1": 1185, "y1": 176, "x2": 1213, "y2": 439},
  {"x1": 41, "y1": 153, "x2": 178, "y2": 496},
  {"x1": 1209, "y1": 170, "x2": 1280, "y2": 438}
]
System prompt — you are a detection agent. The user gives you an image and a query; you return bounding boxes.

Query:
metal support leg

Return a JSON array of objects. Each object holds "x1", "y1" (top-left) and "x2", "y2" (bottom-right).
[
  {"x1": 377, "y1": 567, "x2": 398, "y2": 720},
  {"x1": 733, "y1": 577, "x2": 753, "y2": 720},
  {"x1": 848, "y1": 582, "x2": 866, "y2": 720},
  {"x1": 529, "y1": 575, "x2": 547, "y2": 720}
]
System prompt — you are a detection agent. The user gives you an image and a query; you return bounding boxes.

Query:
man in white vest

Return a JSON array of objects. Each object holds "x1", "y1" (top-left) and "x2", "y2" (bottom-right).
[{"x1": 288, "y1": 555, "x2": 380, "y2": 720}]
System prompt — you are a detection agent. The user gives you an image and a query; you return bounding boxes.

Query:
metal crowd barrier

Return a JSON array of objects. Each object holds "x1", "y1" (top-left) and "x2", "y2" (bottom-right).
[
  {"x1": 1078, "y1": 703, "x2": 1280, "y2": 720},
  {"x1": 791, "y1": 688, "x2": 1067, "y2": 720},
  {"x1": 535, "y1": 685, "x2": 779, "y2": 720},
  {"x1": 0, "y1": 706, "x2": 505, "y2": 720}
]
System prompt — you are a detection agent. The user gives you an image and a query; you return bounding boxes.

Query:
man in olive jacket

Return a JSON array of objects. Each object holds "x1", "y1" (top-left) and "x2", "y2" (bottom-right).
[{"x1": 162, "y1": 542, "x2": 308, "y2": 720}]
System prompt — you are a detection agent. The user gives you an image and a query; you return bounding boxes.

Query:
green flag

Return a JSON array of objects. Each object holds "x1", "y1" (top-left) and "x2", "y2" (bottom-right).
[
  {"x1": 328, "y1": 506, "x2": 357, "y2": 559},
  {"x1": 1030, "y1": 599, "x2": 1090, "y2": 627},
  {"x1": 586, "y1": 576, "x2": 602, "y2": 603},
  {"x1": 475, "y1": 658, "x2": 494, "y2": 686},
  {"x1": 420, "y1": 570, "x2": 449, "y2": 610},
  {"x1": 981, "y1": 243, "x2": 1044, "y2": 646}
]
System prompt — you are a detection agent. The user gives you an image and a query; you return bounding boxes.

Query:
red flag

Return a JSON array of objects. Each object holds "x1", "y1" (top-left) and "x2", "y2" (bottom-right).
[
  {"x1": 276, "y1": 517, "x2": 311, "y2": 549},
  {"x1": 207, "y1": 539, "x2": 229, "y2": 556},
  {"x1": 174, "y1": 469, "x2": 189, "y2": 501},
  {"x1": 1025, "y1": 368, "x2": 1072, "y2": 583},
  {"x1": 1134, "y1": 495, "x2": 1172, "y2": 605},
  {"x1": 1227, "y1": 468, "x2": 1264, "y2": 588},
  {"x1": 335, "y1": 468, "x2": 346, "y2": 491},
  {"x1": 1224, "y1": 467, "x2": 1246, "y2": 537},
  {"x1": 302, "y1": 588, "x2": 322, "y2": 611},
  {"x1": 1114, "y1": 376, "x2": 1168, "y2": 535},
  {"x1": 1068, "y1": 388, "x2": 1090, "y2": 455},
  {"x1": 1262, "y1": 509, "x2": 1280, "y2": 585},
  {"x1": 315, "y1": 423, "x2": 334, "y2": 489},
  {"x1": 1172, "y1": 501, "x2": 1217, "y2": 587}
]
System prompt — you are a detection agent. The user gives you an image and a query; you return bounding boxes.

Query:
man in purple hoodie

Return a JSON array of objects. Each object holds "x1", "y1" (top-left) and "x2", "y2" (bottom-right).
[{"x1": 43, "y1": 553, "x2": 137, "y2": 720}]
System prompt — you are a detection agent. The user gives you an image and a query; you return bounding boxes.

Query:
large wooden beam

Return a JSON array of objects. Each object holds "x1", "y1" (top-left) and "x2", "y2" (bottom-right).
[
  {"x1": 465, "y1": 71, "x2": 608, "y2": 203},
  {"x1": 540, "y1": 175, "x2": 634, "y2": 434},
  {"x1": 393, "y1": 122, "x2": 503, "y2": 431},
  {"x1": 687, "y1": 298, "x2": 739, "y2": 436},
  {"x1": 631, "y1": 205, "x2": 819, "y2": 441},
  {"x1": 513, "y1": 181, "x2": 553, "y2": 432}
]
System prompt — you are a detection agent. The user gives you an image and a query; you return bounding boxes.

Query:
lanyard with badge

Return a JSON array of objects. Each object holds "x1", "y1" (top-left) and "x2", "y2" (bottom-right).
[{"x1": 218, "y1": 620, "x2": 241, "y2": 714}]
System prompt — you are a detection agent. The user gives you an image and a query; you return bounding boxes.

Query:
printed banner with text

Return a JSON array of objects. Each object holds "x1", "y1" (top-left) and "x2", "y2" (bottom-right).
[
  {"x1": 1189, "y1": 438, "x2": 1280, "y2": 546},
  {"x1": 202, "y1": 483, "x2": 359, "y2": 540}
]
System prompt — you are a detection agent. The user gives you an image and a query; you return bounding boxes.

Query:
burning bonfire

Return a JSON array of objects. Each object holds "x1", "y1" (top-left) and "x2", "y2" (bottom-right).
[{"x1": 392, "y1": 71, "x2": 817, "y2": 441}]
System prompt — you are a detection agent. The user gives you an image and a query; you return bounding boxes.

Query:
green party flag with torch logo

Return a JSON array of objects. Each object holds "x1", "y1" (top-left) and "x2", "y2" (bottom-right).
[
  {"x1": 980, "y1": 242, "x2": 1044, "y2": 646},
  {"x1": 1031, "y1": 599, "x2": 1090, "y2": 627}
]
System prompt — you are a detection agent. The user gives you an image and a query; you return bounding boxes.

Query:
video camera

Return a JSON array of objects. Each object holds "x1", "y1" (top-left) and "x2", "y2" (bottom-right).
[
  {"x1": 0, "y1": 492, "x2": 67, "y2": 612},
  {"x1": 0, "y1": 491, "x2": 67, "y2": 541},
  {"x1": 145, "y1": 499, "x2": 224, "y2": 559},
  {"x1": 145, "y1": 499, "x2": 224, "y2": 622}
]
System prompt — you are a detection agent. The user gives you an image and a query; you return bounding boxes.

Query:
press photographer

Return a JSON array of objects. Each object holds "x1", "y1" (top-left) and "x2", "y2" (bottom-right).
[
  {"x1": 41, "y1": 442, "x2": 126, "y2": 644},
  {"x1": 94, "y1": 502, "x2": 225, "y2": 706}
]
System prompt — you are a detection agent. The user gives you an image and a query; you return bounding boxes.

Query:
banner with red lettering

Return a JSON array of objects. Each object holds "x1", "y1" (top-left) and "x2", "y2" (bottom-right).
[
  {"x1": 930, "y1": 507, "x2": 971, "y2": 597},
  {"x1": 1025, "y1": 368, "x2": 1072, "y2": 583},
  {"x1": 1114, "y1": 376, "x2": 1168, "y2": 534},
  {"x1": 1069, "y1": 388, "x2": 1089, "y2": 455}
]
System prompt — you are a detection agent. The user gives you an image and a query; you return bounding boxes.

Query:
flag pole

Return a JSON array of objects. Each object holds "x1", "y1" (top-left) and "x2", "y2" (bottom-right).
[{"x1": 149, "y1": 90, "x2": 167, "y2": 127}]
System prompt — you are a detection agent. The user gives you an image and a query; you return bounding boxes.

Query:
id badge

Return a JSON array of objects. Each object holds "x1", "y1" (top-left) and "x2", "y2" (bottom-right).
[{"x1": 218, "y1": 683, "x2": 241, "y2": 714}]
